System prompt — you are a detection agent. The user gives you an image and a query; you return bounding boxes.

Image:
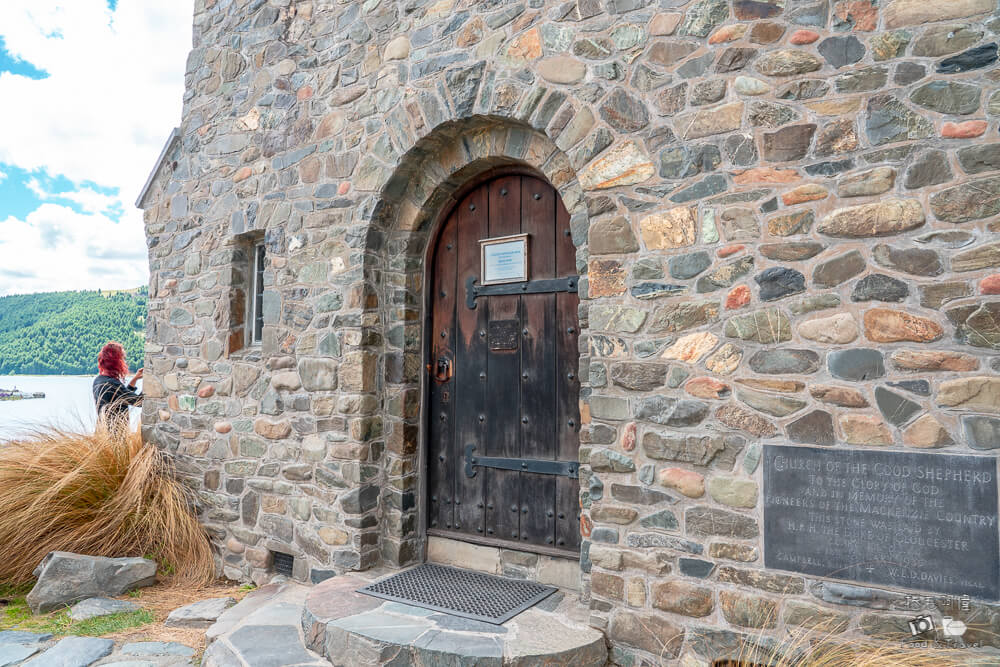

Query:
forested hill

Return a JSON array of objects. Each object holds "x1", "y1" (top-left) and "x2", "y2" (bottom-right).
[{"x1": 0, "y1": 288, "x2": 147, "y2": 375}]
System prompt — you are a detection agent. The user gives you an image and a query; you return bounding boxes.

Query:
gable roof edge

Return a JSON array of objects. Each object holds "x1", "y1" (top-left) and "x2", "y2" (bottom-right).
[{"x1": 135, "y1": 127, "x2": 180, "y2": 209}]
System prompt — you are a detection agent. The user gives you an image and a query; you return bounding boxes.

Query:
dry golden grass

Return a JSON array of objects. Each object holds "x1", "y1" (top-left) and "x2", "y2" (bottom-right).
[
  {"x1": 0, "y1": 424, "x2": 215, "y2": 586},
  {"x1": 707, "y1": 614, "x2": 995, "y2": 667}
]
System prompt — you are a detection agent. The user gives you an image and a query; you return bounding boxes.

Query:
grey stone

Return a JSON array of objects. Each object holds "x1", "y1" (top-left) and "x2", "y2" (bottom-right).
[
  {"x1": 634, "y1": 397, "x2": 709, "y2": 427},
  {"x1": 818, "y1": 36, "x2": 865, "y2": 68},
  {"x1": 813, "y1": 250, "x2": 866, "y2": 287},
  {"x1": 679, "y1": 0, "x2": 729, "y2": 37},
  {"x1": 599, "y1": 87, "x2": 649, "y2": 132},
  {"x1": 639, "y1": 509, "x2": 680, "y2": 532},
  {"x1": 894, "y1": 62, "x2": 925, "y2": 85},
  {"x1": 667, "y1": 250, "x2": 712, "y2": 280},
  {"x1": 866, "y1": 94, "x2": 934, "y2": 146},
  {"x1": 68, "y1": 597, "x2": 140, "y2": 621},
  {"x1": 24, "y1": 637, "x2": 114, "y2": 667},
  {"x1": 165, "y1": 597, "x2": 236, "y2": 628},
  {"x1": 937, "y1": 43, "x2": 998, "y2": 74},
  {"x1": 887, "y1": 380, "x2": 930, "y2": 396},
  {"x1": 631, "y1": 257, "x2": 663, "y2": 280},
  {"x1": 679, "y1": 558, "x2": 716, "y2": 578},
  {"x1": 874, "y1": 387, "x2": 921, "y2": 427},
  {"x1": 686, "y1": 507, "x2": 758, "y2": 538},
  {"x1": 761, "y1": 124, "x2": 816, "y2": 162},
  {"x1": 122, "y1": 642, "x2": 196, "y2": 657},
  {"x1": 696, "y1": 256, "x2": 755, "y2": 293},
  {"x1": 625, "y1": 533, "x2": 703, "y2": 553},
  {"x1": 690, "y1": 79, "x2": 727, "y2": 105},
  {"x1": 789, "y1": 294, "x2": 842, "y2": 315},
  {"x1": 589, "y1": 448, "x2": 636, "y2": 473},
  {"x1": 904, "y1": 150, "x2": 952, "y2": 189},
  {"x1": 229, "y1": 624, "x2": 321, "y2": 667},
  {"x1": 828, "y1": 349, "x2": 886, "y2": 382},
  {"x1": 872, "y1": 244, "x2": 943, "y2": 277},
  {"x1": 851, "y1": 274, "x2": 909, "y2": 303},
  {"x1": 913, "y1": 25, "x2": 984, "y2": 57},
  {"x1": 749, "y1": 101, "x2": 800, "y2": 127},
  {"x1": 957, "y1": 144, "x2": 1000, "y2": 174},
  {"x1": 670, "y1": 174, "x2": 727, "y2": 203},
  {"x1": 27, "y1": 552, "x2": 157, "y2": 614},
  {"x1": 0, "y1": 645, "x2": 38, "y2": 667},
  {"x1": 659, "y1": 144, "x2": 721, "y2": 180},
  {"x1": 0, "y1": 632, "x2": 52, "y2": 646},
  {"x1": 748, "y1": 349, "x2": 820, "y2": 375},
  {"x1": 737, "y1": 388, "x2": 806, "y2": 417},
  {"x1": 630, "y1": 283, "x2": 687, "y2": 300},
  {"x1": 963, "y1": 415, "x2": 1000, "y2": 450},
  {"x1": 641, "y1": 431, "x2": 745, "y2": 468},
  {"x1": 785, "y1": 410, "x2": 836, "y2": 446},
  {"x1": 835, "y1": 66, "x2": 888, "y2": 93},
  {"x1": 724, "y1": 308, "x2": 791, "y2": 344},
  {"x1": 611, "y1": 484, "x2": 677, "y2": 505},
  {"x1": 759, "y1": 242, "x2": 824, "y2": 262},
  {"x1": 910, "y1": 81, "x2": 981, "y2": 115},
  {"x1": 754, "y1": 267, "x2": 805, "y2": 301},
  {"x1": 915, "y1": 230, "x2": 976, "y2": 248}
]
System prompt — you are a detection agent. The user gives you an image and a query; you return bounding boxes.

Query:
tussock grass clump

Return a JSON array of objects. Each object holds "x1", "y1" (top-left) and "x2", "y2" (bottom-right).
[
  {"x1": 709, "y1": 616, "x2": 994, "y2": 667},
  {"x1": 0, "y1": 424, "x2": 214, "y2": 586}
]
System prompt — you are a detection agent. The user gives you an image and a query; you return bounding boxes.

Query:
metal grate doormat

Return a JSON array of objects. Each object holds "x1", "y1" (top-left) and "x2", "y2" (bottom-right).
[{"x1": 357, "y1": 563, "x2": 557, "y2": 624}]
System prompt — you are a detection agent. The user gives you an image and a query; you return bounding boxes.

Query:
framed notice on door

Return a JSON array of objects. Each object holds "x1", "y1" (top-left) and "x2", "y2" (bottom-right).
[{"x1": 480, "y1": 234, "x2": 529, "y2": 285}]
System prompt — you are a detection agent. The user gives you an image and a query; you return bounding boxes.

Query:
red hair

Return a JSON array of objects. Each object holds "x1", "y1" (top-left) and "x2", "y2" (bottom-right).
[{"x1": 98, "y1": 342, "x2": 129, "y2": 379}]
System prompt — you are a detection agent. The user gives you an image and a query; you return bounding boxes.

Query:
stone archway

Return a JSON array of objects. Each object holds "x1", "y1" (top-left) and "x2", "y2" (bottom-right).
[{"x1": 360, "y1": 116, "x2": 592, "y2": 568}]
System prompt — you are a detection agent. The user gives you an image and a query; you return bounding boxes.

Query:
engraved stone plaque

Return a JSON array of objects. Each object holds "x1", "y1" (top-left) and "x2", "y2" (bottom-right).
[{"x1": 764, "y1": 445, "x2": 999, "y2": 599}]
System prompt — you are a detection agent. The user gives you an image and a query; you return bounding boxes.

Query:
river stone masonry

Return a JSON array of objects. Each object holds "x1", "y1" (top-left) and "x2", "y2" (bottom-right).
[{"x1": 139, "y1": 0, "x2": 1000, "y2": 663}]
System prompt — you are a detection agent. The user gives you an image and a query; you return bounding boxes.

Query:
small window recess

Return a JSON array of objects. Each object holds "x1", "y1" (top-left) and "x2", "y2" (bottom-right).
[
  {"x1": 249, "y1": 242, "x2": 266, "y2": 346},
  {"x1": 272, "y1": 551, "x2": 294, "y2": 577}
]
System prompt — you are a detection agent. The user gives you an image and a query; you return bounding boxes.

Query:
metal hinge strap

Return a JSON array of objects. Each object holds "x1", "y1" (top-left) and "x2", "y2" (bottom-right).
[
  {"x1": 464, "y1": 444, "x2": 579, "y2": 479},
  {"x1": 465, "y1": 275, "x2": 578, "y2": 309}
]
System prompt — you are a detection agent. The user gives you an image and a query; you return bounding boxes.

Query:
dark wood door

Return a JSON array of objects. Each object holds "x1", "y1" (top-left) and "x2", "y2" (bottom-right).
[{"x1": 426, "y1": 174, "x2": 581, "y2": 555}]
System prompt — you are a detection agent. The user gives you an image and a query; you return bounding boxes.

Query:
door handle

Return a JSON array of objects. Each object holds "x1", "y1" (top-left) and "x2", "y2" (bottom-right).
[{"x1": 432, "y1": 357, "x2": 453, "y2": 383}]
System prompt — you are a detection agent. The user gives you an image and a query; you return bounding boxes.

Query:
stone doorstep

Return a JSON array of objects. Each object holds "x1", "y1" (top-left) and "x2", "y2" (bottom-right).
[{"x1": 300, "y1": 571, "x2": 606, "y2": 667}]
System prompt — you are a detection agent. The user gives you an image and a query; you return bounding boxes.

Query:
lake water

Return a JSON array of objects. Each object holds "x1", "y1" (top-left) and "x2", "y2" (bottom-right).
[{"x1": 0, "y1": 375, "x2": 142, "y2": 440}]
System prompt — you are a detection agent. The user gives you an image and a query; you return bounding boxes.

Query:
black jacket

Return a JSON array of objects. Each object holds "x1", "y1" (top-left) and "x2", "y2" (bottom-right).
[{"x1": 93, "y1": 374, "x2": 142, "y2": 423}]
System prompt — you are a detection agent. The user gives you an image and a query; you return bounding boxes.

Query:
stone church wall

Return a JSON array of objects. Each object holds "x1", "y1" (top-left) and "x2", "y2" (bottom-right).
[{"x1": 140, "y1": 0, "x2": 1000, "y2": 661}]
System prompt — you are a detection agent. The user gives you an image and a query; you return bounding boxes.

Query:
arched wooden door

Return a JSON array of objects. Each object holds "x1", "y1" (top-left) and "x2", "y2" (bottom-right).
[{"x1": 426, "y1": 174, "x2": 581, "y2": 555}]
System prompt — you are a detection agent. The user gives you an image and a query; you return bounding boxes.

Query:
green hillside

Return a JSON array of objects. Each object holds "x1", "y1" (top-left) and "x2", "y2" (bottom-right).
[{"x1": 0, "y1": 288, "x2": 147, "y2": 375}]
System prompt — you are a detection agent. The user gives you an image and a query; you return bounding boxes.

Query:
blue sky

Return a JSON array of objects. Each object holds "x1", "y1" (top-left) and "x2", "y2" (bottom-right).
[{"x1": 0, "y1": 1, "x2": 192, "y2": 296}]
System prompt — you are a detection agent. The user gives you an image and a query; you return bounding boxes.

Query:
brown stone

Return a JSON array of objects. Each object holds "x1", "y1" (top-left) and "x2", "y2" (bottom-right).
[
  {"x1": 197, "y1": 385, "x2": 215, "y2": 398},
  {"x1": 649, "y1": 13, "x2": 682, "y2": 36},
  {"x1": 789, "y1": 29, "x2": 819, "y2": 45},
  {"x1": 607, "y1": 610, "x2": 683, "y2": 659},
  {"x1": 810, "y1": 385, "x2": 869, "y2": 408},
  {"x1": 592, "y1": 572, "x2": 625, "y2": 601},
  {"x1": 863, "y1": 308, "x2": 943, "y2": 343},
  {"x1": 781, "y1": 183, "x2": 828, "y2": 206},
  {"x1": 705, "y1": 343, "x2": 743, "y2": 374},
  {"x1": 837, "y1": 167, "x2": 896, "y2": 198},
  {"x1": 750, "y1": 21, "x2": 785, "y2": 44},
  {"x1": 736, "y1": 378, "x2": 804, "y2": 393},
  {"x1": 640, "y1": 207, "x2": 697, "y2": 249},
  {"x1": 658, "y1": 467, "x2": 706, "y2": 497},
  {"x1": 578, "y1": 141, "x2": 655, "y2": 190},
  {"x1": 834, "y1": 0, "x2": 878, "y2": 31},
  {"x1": 673, "y1": 103, "x2": 744, "y2": 139},
  {"x1": 942, "y1": 121, "x2": 988, "y2": 139},
  {"x1": 732, "y1": 167, "x2": 800, "y2": 185},
  {"x1": 537, "y1": 56, "x2": 586, "y2": 83},
  {"x1": 818, "y1": 199, "x2": 925, "y2": 237},
  {"x1": 591, "y1": 505, "x2": 640, "y2": 524},
  {"x1": 725, "y1": 285, "x2": 751, "y2": 310},
  {"x1": 709, "y1": 24, "x2": 748, "y2": 44},
  {"x1": 938, "y1": 377, "x2": 1000, "y2": 413},
  {"x1": 891, "y1": 349, "x2": 980, "y2": 372},
  {"x1": 685, "y1": 377, "x2": 730, "y2": 400},
  {"x1": 784, "y1": 601, "x2": 850, "y2": 632},
  {"x1": 903, "y1": 414, "x2": 954, "y2": 449},
  {"x1": 716, "y1": 566, "x2": 804, "y2": 594},
  {"x1": 767, "y1": 210, "x2": 814, "y2": 236},
  {"x1": 662, "y1": 332, "x2": 720, "y2": 363},
  {"x1": 720, "y1": 590, "x2": 777, "y2": 628},
  {"x1": 254, "y1": 418, "x2": 292, "y2": 440},
  {"x1": 588, "y1": 259, "x2": 626, "y2": 297},
  {"x1": 589, "y1": 217, "x2": 639, "y2": 255},
  {"x1": 798, "y1": 312, "x2": 859, "y2": 344},
  {"x1": 506, "y1": 28, "x2": 541, "y2": 64},
  {"x1": 884, "y1": 0, "x2": 995, "y2": 29},
  {"x1": 840, "y1": 414, "x2": 893, "y2": 446},
  {"x1": 761, "y1": 124, "x2": 817, "y2": 162},
  {"x1": 715, "y1": 403, "x2": 777, "y2": 437},
  {"x1": 651, "y1": 580, "x2": 714, "y2": 617},
  {"x1": 708, "y1": 542, "x2": 759, "y2": 562}
]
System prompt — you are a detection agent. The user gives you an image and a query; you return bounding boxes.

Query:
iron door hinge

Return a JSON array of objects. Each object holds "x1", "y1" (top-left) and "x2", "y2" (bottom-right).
[
  {"x1": 464, "y1": 444, "x2": 579, "y2": 479},
  {"x1": 465, "y1": 275, "x2": 578, "y2": 309}
]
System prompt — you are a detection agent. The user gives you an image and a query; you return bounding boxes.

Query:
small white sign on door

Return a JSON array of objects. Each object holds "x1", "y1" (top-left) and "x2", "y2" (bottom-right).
[{"x1": 480, "y1": 234, "x2": 529, "y2": 285}]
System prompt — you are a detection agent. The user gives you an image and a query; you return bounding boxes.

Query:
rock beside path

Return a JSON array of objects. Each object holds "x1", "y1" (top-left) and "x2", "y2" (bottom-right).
[
  {"x1": 165, "y1": 597, "x2": 236, "y2": 628},
  {"x1": 26, "y1": 552, "x2": 157, "y2": 614},
  {"x1": 68, "y1": 598, "x2": 140, "y2": 621},
  {"x1": 23, "y1": 637, "x2": 113, "y2": 667}
]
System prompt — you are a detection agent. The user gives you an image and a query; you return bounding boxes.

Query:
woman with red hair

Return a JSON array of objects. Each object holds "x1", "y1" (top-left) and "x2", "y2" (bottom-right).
[{"x1": 92, "y1": 342, "x2": 143, "y2": 428}]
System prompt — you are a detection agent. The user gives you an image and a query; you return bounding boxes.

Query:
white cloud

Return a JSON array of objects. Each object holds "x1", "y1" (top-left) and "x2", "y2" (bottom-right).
[
  {"x1": 0, "y1": 0, "x2": 193, "y2": 295},
  {"x1": 0, "y1": 168, "x2": 6, "y2": 184},
  {"x1": 0, "y1": 203, "x2": 148, "y2": 294}
]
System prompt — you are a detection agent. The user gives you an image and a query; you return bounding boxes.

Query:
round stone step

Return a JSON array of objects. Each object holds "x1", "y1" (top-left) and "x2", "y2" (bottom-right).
[{"x1": 302, "y1": 574, "x2": 606, "y2": 667}]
